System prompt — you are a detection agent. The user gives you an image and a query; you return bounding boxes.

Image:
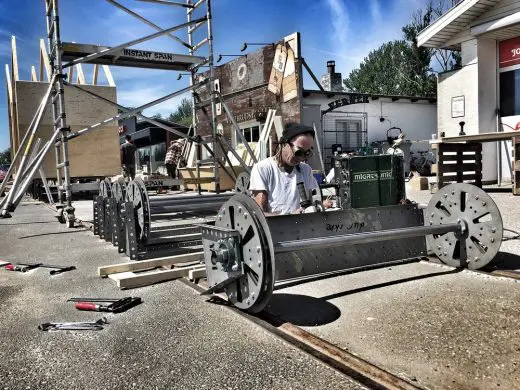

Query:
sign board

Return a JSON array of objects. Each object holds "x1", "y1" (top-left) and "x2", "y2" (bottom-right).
[
  {"x1": 499, "y1": 37, "x2": 520, "y2": 69},
  {"x1": 451, "y1": 96, "x2": 465, "y2": 118}
]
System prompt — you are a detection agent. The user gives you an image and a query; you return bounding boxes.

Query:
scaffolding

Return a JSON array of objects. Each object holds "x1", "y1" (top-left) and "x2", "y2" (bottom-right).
[{"x1": 0, "y1": 0, "x2": 240, "y2": 223}]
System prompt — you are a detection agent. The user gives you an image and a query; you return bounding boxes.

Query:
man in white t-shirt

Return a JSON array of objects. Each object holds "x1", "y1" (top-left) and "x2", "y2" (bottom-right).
[{"x1": 249, "y1": 123, "x2": 326, "y2": 215}]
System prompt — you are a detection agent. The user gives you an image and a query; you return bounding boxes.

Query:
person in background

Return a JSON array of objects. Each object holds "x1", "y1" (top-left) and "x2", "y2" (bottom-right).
[
  {"x1": 120, "y1": 134, "x2": 136, "y2": 181},
  {"x1": 249, "y1": 123, "x2": 331, "y2": 215},
  {"x1": 165, "y1": 139, "x2": 187, "y2": 190}
]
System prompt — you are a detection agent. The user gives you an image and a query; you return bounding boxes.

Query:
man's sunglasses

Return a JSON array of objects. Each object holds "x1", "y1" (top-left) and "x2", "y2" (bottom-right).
[{"x1": 289, "y1": 143, "x2": 313, "y2": 158}]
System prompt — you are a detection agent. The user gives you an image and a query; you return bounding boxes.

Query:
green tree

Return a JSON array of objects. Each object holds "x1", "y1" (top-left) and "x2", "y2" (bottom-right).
[
  {"x1": 167, "y1": 98, "x2": 193, "y2": 127},
  {"x1": 343, "y1": 0, "x2": 461, "y2": 97},
  {"x1": 0, "y1": 148, "x2": 11, "y2": 164}
]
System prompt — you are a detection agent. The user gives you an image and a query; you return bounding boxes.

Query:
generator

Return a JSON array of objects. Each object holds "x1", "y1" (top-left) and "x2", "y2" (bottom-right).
[{"x1": 333, "y1": 154, "x2": 405, "y2": 208}]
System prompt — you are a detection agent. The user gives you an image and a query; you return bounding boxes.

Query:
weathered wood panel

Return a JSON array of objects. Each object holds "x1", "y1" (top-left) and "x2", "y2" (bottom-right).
[
  {"x1": 194, "y1": 34, "x2": 303, "y2": 141},
  {"x1": 14, "y1": 81, "x2": 120, "y2": 178}
]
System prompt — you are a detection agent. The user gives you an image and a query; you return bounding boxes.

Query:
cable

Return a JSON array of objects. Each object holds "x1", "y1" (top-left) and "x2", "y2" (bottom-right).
[{"x1": 502, "y1": 228, "x2": 520, "y2": 242}]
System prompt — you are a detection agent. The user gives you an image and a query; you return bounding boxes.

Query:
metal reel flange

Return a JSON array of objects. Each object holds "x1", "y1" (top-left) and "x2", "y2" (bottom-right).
[
  {"x1": 99, "y1": 179, "x2": 112, "y2": 199},
  {"x1": 125, "y1": 178, "x2": 150, "y2": 243},
  {"x1": 234, "y1": 172, "x2": 250, "y2": 195},
  {"x1": 215, "y1": 194, "x2": 275, "y2": 313},
  {"x1": 112, "y1": 179, "x2": 126, "y2": 204},
  {"x1": 425, "y1": 183, "x2": 503, "y2": 270}
]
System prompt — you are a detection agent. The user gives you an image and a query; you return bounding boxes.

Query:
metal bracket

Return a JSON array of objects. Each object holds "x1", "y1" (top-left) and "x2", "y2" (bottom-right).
[{"x1": 201, "y1": 225, "x2": 243, "y2": 293}]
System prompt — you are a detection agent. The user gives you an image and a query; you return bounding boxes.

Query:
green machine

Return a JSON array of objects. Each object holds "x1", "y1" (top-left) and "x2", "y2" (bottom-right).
[{"x1": 333, "y1": 154, "x2": 405, "y2": 208}]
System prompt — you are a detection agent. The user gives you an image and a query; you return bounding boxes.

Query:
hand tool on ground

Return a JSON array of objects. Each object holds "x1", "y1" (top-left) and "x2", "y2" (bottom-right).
[
  {"x1": 4, "y1": 263, "x2": 43, "y2": 272},
  {"x1": 2, "y1": 262, "x2": 75, "y2": 274},
  {"x1": 67, "y1": 297, "x2": 142, "y2": 313},
  {"x1": 38, "y1": 317, "x2": 108, "y2": 331}
]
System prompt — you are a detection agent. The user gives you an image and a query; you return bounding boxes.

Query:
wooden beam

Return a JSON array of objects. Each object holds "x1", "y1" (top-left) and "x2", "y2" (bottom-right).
[
  {"x1": 92, "y1": 64, "x2": 99, "y2": 85},
  {"x1": 98, "y1": 252, "x2": 204, "y2": 277},
  {"x1": 108, "y1": 266, "x2": 199, "y2": 289},
  {"x1": 11, "y1": 36, "x2": 19, "y2": 81},
  {"x1": 39, "y1": 39, "x2": 52, "y2": 81},
  {"x1": 31, "y1": 65, "x2": 37, "y2": 81},
  {"x1": 68, "y1": 64, "x2": 74, "y2": 83},
  {"x1": 438, "y1": 130, "x2": 520, "y2": 143},
  {"x1": 5, "y1": 64, "x2": 15, "y2": 155},
  {"x1": 102, "y1": 65, "x2": 115, "y2": 86},
  {"x1": 75, "y1": 63, "x2": 86, "y2": 85}
]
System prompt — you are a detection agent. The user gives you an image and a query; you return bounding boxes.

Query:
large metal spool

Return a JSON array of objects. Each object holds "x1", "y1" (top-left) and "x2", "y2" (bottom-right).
[
  {"x1": 202, "y1": 183, "x2": 504, "y2": 313},
  {"x1": 124, "y1": 178, "x2": 234, "y2": 244},
  {"x1": 99, "y1": 178, "x2": 112, "y2": 199},
  {"x1": 111, "y1": 179, "x2": 126, "y2": 204}
]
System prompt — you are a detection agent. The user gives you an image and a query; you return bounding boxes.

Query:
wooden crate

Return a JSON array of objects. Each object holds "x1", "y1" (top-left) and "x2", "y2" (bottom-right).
[
  {"x1": 178, "y1": 166, "x2": 245, "y2": 192},
  {"x1": 514, "y1": 137, "x2": 520, "y2": 196},
  {"x1": 437, "y1": 142, "x2": 482, "y2": 189}
]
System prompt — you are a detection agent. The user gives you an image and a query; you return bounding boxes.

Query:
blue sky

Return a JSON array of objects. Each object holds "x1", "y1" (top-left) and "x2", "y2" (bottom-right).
[{"x1": 0, "y1": 0, "x2": 429, "y2": 151}]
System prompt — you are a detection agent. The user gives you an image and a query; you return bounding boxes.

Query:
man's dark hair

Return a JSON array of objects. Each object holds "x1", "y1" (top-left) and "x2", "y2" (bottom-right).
[
  {"x1": 279, "y1": 123, "x2": 315, "y2": 143},
  {"x1": 125, "y1": 134, "x2": 132, "y2": 141}
]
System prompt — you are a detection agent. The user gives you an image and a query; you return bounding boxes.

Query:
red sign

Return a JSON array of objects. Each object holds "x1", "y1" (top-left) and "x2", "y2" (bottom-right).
[{"x1": 499, "y1": 36, "x2": 520, "y2": 68}]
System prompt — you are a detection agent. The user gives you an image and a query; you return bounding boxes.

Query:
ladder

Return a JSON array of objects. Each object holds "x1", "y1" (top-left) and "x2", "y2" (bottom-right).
[
  {"x1": 186, "y1": 0, "x2": 220, "y2": 193},
  {"x1": 45, "y1": 0, "x2": 75, "y2": 226}
]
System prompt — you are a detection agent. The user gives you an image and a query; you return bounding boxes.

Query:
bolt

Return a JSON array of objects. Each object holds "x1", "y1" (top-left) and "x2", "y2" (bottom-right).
[
  {"x1": 429, "y1": 220, "x2": 433, "y2": 225},
  {"x1": 482, "y1": 201, "x2": 486, "y2": 206},
  {"x1": 491, "y1": 227, "x2": 496, "y2": 233},
  {"x1": 431, "y1": 213, "x2": 435, "y2": 217},
  {"x1": 218, "y1": 215, "x2": 222, "y2": 220},
  {"x1": 257, "y1": 261, "x2": 262, "y2": 268},
  {"x1": 451, "y1": 191, "x2": 455, "y2": 195},
  {"x1": 256, "y1": 246, "x2": 261, "y2": 253},
  {"x1": 475, "y1": 195, "x2": 479, "y2": 200},
  {"x1": 474, "y1": 257, "x2": 479, "y2": 262},
  {"x1": 444, "y1": 194, "x2": 448, "y2": 198},
  {"x1": 443, "y1": 252, "x2": 447, "y2": 256},
  {"x1": 437, "y1": 245, "x2": 442, "y2": 250},
  {"x1": 490, "y1": 237, "x2": 495, "y2": 243},
  {"x1": 238, "y1": 207, "x2": 242, "y2": 213}
]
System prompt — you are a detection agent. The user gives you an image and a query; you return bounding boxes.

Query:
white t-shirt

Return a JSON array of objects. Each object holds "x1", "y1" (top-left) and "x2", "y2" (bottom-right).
[{"x1": 249, "y1": 157, "x2": 318, "y2": 215}]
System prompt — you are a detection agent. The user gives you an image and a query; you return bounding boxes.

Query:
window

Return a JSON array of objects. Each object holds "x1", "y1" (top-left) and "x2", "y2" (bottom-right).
[
  {"x1": 500, "y1": 69, "x2": 520, "y2": 117},
  {"x1": 335, "y1": 119, "x2": 363, "y2": 149},
  {"x1": 238, "y1": 125, "x2": 261, "y2": 144}
]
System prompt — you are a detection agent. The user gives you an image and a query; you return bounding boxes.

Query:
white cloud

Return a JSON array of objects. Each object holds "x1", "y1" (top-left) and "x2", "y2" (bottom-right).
[
  {"x1": 326, "y1": 0, "x2": 349, "y2": 47},
  {"x1": 322, "y1": 0, "x2": 430, "y2": 78},
  {"x1": 369, "y1": 0, "x2": 382, "y2": 23}
]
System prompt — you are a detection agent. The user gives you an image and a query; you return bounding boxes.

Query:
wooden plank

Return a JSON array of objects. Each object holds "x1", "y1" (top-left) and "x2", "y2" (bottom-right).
[
  {"x1": 114, "y1": 267, "x2": 194, "y2": 289},
  {"x1": 30, "y1": 66, "x2": 37, "y2": 81},
  {"x1": 68, "y1": 65, "x2": 74, "y2": 83},
  {"x1": 75, "y1": 63, "x2": 86, "y2": 85},
  {"x1": 102, "y1": 65, "x2": 115, "y2": 86},
  {"x1": 92, "y1": 64, "x2": 99, "y2": 85},
  {"x1": 39, "y1": 39, "x2": 52, "y2": 82},
  {"x1": 98, "y1": 251, "x2": 204, "y2": 276},
  {"x1": 188, "y1": 266, "x2": 206, "y2": 281},
  {"x1": 438, "y1": 131, "x2": 520, "y2": 143},
  {"x1": 11, "y1": 36, "x2": 19, "y2": 81}
]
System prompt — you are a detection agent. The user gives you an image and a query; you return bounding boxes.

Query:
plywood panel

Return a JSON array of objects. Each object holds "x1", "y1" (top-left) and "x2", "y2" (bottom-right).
[{"x1": 14, "y1": 81, "x2": 120, "y2": 178}]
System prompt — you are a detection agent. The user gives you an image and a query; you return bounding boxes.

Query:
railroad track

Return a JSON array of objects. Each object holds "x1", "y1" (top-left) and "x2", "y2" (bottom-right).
[{"x1": 179, "y1": 257, "x2": 520, "y2": 390}]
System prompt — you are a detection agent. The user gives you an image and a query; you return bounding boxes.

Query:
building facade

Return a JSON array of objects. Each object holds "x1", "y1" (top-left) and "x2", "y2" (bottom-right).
[{"x1": 418, "y1": 0, "x2": 520, "y2": 183}]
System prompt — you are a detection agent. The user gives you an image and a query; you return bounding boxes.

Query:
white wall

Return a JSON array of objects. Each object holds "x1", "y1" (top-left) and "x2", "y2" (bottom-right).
[
  {"x1": 302, "y1": 94, "x2": 437, "y2": 154},
  {"x1": 437, "y1": 37, "x2": 502, "y2": 182}
]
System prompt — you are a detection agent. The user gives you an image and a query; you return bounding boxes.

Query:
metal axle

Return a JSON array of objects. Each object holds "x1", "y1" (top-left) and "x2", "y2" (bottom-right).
[{"x1": 274, "y1": 223, "x2": 462, "y2": 254}]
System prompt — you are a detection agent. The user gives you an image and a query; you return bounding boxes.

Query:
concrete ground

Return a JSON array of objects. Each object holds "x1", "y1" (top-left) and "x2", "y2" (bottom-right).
[
  {"x1": 2, "y1": 183, "x2": 519, "y2": 389},
  {"x1": 0, "y1": 204, "x2": 364, "y2": 390}
]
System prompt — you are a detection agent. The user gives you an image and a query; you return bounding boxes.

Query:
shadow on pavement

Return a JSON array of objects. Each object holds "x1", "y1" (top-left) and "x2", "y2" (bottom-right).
[
  {"x1": 18, "y1": 228, "x2": 88, "y2": 239},
  {"x1": 321, "y1": 267, "x2": 463, "y2": 302},
  {"x1": 265, "y1": 294, "x2": 341, "y2": 326},
  {"x1": 485, "y1": 251, "x2": 520, "y2": 271}
]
